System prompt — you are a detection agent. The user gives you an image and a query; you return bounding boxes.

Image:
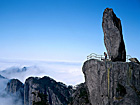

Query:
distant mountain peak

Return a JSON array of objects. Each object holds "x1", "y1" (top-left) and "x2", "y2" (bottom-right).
[
  {"x1": 0, "y1": 74, "x2": 6, "y2": 79},
  {"x1": 21, "y1": 67, "x2": 27, "y2": 72}
]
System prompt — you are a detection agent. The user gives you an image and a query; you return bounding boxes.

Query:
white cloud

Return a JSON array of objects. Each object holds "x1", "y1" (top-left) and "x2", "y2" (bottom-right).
[
  {"x1": 0, "y1": 59, "x2": 85, "y2": 86},
  {"x1": 0, "y1": 59, "x2": 85, "y2": 105}
]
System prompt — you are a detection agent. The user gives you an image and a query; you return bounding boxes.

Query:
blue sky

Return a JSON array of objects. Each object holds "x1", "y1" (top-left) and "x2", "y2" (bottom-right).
[{"x1": 0, "y1": 0, "x2": 140, "y2": 62}]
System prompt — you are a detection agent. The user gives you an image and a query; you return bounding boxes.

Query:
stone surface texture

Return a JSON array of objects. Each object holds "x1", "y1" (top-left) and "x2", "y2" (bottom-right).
[
  {"x1": 5, "y1": 75, "x2": 91, "y2": 105},
  {"x1": 102, "y1": 8, "x2": 126, "y2": 62},
  {"x1": 83, "y1": 59, "x2": 140, "y2": 105},
  {"x1": 24, "y1": 76, "x2": 72, "y2": 105},
  {"x1": 6, "y1": 76, "x2": 74, "y2": 105},
  {"x1": 6, "y1": 79, "x2": 24, "y2": 104},
  {"x1": 70, "y1": 83, "x2": 91, "y2": 105}
]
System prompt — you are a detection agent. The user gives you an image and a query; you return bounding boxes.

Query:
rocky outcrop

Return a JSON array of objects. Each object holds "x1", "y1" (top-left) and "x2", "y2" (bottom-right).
[
  {"x1": 70, "y1": 83, "x2": 91, "y2": 105},
  {"x1": 83, "y1": 59, "x2": 140, "y2": 105},
  {"x1": 5, "y1": 76, "x2": 91, "y2": 105},
  {"x1": 6, "y1": 79, "x2": 24, "y2": 104},
  {"x1": 102, "y1": 8, "x2": 126, "y2": 62},
  {"x1": 6, "y1": 79, "x2": 24, "y2": 93},
  {"x1": 24, "y1": 76, "x2": 73, "y2": 105},
  {"x1": 5, "y1": 76, "x2": 73, "y2": 105}
]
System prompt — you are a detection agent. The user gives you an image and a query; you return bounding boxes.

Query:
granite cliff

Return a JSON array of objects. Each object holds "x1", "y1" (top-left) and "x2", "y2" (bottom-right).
[
  {"x1": 6, "y1": 76, "x2": 90, "y2": 105},
  {"x1": 70, "y1": 83, "x2": 91, "y2": 105},
  {"x1": 24, "y1": 76, "x2": 72, "y2": 105},
  {"x1": 6, "y1": 76, "x2": 73, "y2": 105},
  {"x1": 5, "y1": 79, "x2": 24, "y2": 104},
  {"x1": 83, "y1": 59, "x2": 140, "y2": 105}
]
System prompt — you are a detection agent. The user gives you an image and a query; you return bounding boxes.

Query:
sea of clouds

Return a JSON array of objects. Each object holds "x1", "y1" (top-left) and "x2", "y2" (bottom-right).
[
  {"x1": 0, "y1": 59, "x2": 84, "y2": 105},
  {"x1": 0, "y1": 58, "x2": 84, "y2": 85}
]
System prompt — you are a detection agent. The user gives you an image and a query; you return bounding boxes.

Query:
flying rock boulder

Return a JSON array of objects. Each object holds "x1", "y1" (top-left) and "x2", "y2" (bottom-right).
[{"x1": 102, "y1": 8, "x2": 126, "y2": 62}]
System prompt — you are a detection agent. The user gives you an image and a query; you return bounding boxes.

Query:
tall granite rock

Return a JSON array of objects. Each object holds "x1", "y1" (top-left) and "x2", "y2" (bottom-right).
[
  {"x1": 83, "y1": 59, "x2": 140, "y2": 105},
  {"x1": 102, "y1": 8, "x2": 126, "y2": 62}
]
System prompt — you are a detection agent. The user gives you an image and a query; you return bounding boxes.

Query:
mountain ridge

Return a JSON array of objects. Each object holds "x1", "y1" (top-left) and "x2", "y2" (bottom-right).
[{"x1": 5, "y1": 76, "x2": 90, "y2": 105}]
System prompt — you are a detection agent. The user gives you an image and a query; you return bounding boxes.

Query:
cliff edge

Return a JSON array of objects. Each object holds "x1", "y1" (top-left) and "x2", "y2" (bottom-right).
[{"x1": 82, "y1": 59, "x2": 140, "y2": 105}]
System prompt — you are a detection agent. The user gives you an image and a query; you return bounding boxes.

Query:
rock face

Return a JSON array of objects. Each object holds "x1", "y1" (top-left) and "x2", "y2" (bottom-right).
[
  {"x1": 6, "y1": 79, "x2": 24, "y2": 104},
  {"x1": 24, "y1": 76, "x2": 72, "y2": 105},
  {"x1": 83, "y1": 59, "x2": 140, "y2": 105},
  {"x1": 70, "y1": 83, "x2": 91, "y2": 105},
  {"x1": 5, "y1": 76, "x2": 91, "y2": 105},
  {"x1": 6, "y1": 76, "x2": 74, "y2": 105},
  {"x1": 102, "y1": 8, "x2": 126, "y2": 62}
]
